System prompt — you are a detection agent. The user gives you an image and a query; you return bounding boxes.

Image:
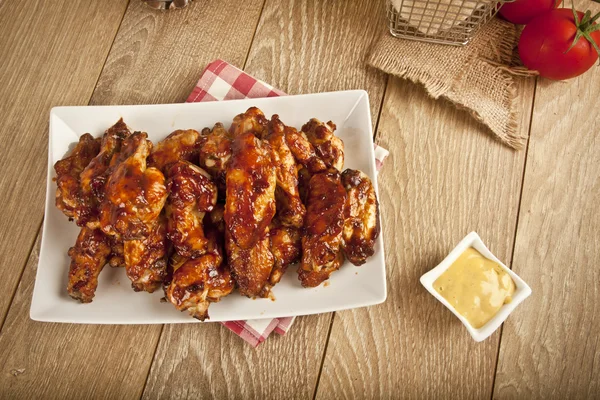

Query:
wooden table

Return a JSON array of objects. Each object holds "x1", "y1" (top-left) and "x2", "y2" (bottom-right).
[{"x1": 1, "y1": 0, "x2": 598, "y2": 398}]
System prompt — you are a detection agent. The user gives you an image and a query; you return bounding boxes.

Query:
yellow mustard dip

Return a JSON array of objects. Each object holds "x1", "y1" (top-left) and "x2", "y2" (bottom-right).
[{"x1": 434, "y1": 247, "x2": 516, "y2": 329}]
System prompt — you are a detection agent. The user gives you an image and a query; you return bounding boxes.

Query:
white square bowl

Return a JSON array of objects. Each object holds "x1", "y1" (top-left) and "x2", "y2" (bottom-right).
[
  {"x1": 420, "y1": 232, "x2": 531, "y2": 342},
  {"x1": 31, "y1": 90, "x2": 387, "y2": 324}
]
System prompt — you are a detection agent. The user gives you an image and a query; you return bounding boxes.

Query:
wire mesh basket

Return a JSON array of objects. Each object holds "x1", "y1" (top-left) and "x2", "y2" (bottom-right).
[{"x1": 387, "y1": 0, "x2": 513, "y2": 46}]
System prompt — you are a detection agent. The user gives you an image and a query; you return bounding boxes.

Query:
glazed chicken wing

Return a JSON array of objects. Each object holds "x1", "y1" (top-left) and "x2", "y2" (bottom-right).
[
  {"x1": 284, "y1": 126, "x2": 327, "y2": 174},
  {"x1": 166, "y1": 161, "x2": 218, "y2": 258},
  {"x1": 268, "y1": 220, "x2": 301, "y2": 287},
  {"x1": 123, "y1": 214, "x2": 169, "y2": 292},
  {"x1": 230, "y1": 107, "x2": 268, "y2": 138},
  {"x1": 265, "y1": 115, "x2": 306, "y2": 228},
  {"x1": 54, "y1": 133, "x2": 101, "y2": 225},
  {"x1": 298, "y1": 169, "x2": 348, "y2": 287},
  {"x1": 198, "y1": 123, "x2": 232, "y2": 196},
  {"x1": 227, "y1": 230, "x2": 274, "y2": 297},
  {"x1": 165, "y1": 226, "x2": 233, "y2": 321},
  {"x1": 341, "y1": 169, "x2": 380, "y2": 265},
  {"x1": 302, "y1": 118, "x2": 344, "y2": 172},
  {"x1": 80, "y1": 119, "x2": 131, "y2": 226},
  {"x1": 225, "y1": 131, "x2": 277, "y2": 297},
  {"x1": 148, "y1": 129, "x2": 203, "y2": 172},
  {"x1": 100, "y1": 132, "x2": 168, "y2": 240},
  {"x1": 67, "y1": 227, "x2": 111, "y2": 303},
  {"x1": 225, "y1": 132, "x2": 276, "y2": 249}
]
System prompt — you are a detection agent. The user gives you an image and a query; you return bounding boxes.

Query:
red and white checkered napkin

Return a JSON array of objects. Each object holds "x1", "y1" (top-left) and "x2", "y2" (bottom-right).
[{"x1": 186, "y1": 59, "x2": 389, "y2": 346}]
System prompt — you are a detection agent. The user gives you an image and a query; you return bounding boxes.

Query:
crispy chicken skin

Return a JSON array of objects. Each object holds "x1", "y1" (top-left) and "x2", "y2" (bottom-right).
[
  {"x1": 224, "y1": 132, "x2": 276, "y2": 249},
  {"x1": 165, "y1": 227, "x2": 233, "y2": 321},
  {"x1": 301, "y1": 118, "x2": 344, "y2": 172},
  {"x1": 268, "y1": 220, "x2": 301, "y2": 287},
  {"x1": 67, "y1": 227, "x2": 111, "y2": 303},
  {"x1": 341, "y1": 169, "x2": 380, "y2": 265},
  {"x1": 54, "y1": 133, "x2": 101, "y2": 225},
  {"x1": 108, "y1": 236, "x2": 125, "y2": 268},
  {"x1": 80, "y1": 119, "x2": 131, "y2": 223},
  {"x1": 148, "y1": 129, "x2": 203, "y2": 172},
  {"x1": 198, "y1": 123, "x2": 232, "y2": 195},
  {"x1": 265, "y1": 115, "x2": 306, "y2": 228},
  {"x1": 230, "y1": 107, "x2": 268, "y2": 138},
  {"x1": 166, "y1": 161, "x2": 218, "y2": 258},
  {"x1": 100, "y1": 132, "x2": 168, "y2": 240},
  {"x1": 227, "y1": 230, "x2": 274, "y2": 298},
  {"x1": 299, "y1": 169, "x2": 348, "y2": 287},
  {"x1": 284, "y1": 126, "x2": 327, "y2": 174},
  {"x1": 124, "y1": 214, "x2": 169, "y2": 292}
]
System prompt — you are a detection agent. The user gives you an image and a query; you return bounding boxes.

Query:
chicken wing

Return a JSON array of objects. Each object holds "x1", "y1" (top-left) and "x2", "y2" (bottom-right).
[
  {"x1": 301, "y1": 118, "x2": 344, "y2": 171},
  {"x1": 165, "y1": 225, "x2": 233, "y2": 321},
  {"x1": 341, "y1": 169, "x2": 380, "y2": 265},
  {"x1": 100, "y1": 132, "x2": 168, "y2": 240},
  {"x1": 198, "y1": 123, "x2": 232, "y2": 196},
  {"x1": 147, "y1": 129, "x2": 203, "y2": 172},
  {"x1": 298, "y1": 169, "x2": 348, "y2": 287},
  {"x1": 268, "y1": 220, "x2": 301, "y2": 287},
  {"x1": 284, "y1": 126, "x2": 327, "y2": 174},
  {"x1": 265, "y1": 115, "x2": 306, "y2": 228},
  {"x1": 230, "y1": 107, "x2": 268, "y2": 138},
  {"x1": 165, "y1": 160, "x2": 218, "y2": 258},
  {"x1": 224, "y1": 131, "x2": 277, "y2": 297},
  {"x1": 227, "y1": 230, "x2": 274, "y2": 297},
  {"x1": 123, "y1": 214, "x2": 169, "y2": 292},
  {"x1": 107, "y1": 236, "x2": 125, "y2": 268},
  {"x1": 67, "y1": 227, "x2": 111, "y2": 303},
  {"x1": 79, "y1": 119, "x2": 132, "y2": 225},
  {"x1": 54, "y1": 133, "x2": 101, "y2": 225},
  {"x1": 225, "y1": 132, "x2": 276, "y2": 249}
]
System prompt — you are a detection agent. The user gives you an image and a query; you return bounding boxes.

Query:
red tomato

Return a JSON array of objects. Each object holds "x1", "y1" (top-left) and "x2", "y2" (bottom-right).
[
  {"x1": 499, "y1": 0, "x2": 561, "y2": 25},
  {"x1": 518, "y1": 9, "x2": 600, "y2": 80}
]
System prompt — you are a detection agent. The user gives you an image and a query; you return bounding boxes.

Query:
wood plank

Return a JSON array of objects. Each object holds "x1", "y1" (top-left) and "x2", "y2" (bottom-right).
[
  {"x1": 493, "y1": 5, "x2": 600, "y2": 396},
  {"x1": 91, "y1": 0, "x2": 265, "y2": 105},
  {"x1": 315, "y1": 75, "x2": 535, "y2": 398},
  {"x1": 142, "y1": 1, "x2": 388, "y2": 398},
  {"x1": 0, "y1": 234, "x2": 160, "y2": 399},
  {"x1": 0, "y1": 1, "x2": 266, "y2": 398},
  {"x1": 243, "y1": 0, "x2": 389, "y2": 123},
  {"x1": 0, "y1": 0, "x2": 129, "y2": 325},
  {"x1": 143, "y1": 314, "x2": 333, "y2": 399}
]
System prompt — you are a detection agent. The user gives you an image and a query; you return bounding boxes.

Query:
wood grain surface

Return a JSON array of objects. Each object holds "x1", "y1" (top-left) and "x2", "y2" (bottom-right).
[
  {"x1": 0, "y1": 234, "x2": 161, "y2": 399},
  {"x1": 143, "y1": 1, "x2": 389, "y2": 398},
  {"x1": 0, "y1": 0, "x2": 129, "y2": 326},
  {"x1": 92, "y1": 0, "x2": 265, "y2": 105},
  {"x1": 143, "y1": 314, "x2": 333, "y2": 399},
  {"x1": 315, "y1": 76, "x2": 535, "y2": 399},
  {"x1": 244, "y1": 0, "x2": 389, "y2": 122},
  {"x1": 493, "y1": 15, "x2": 600, "y2": 397}
]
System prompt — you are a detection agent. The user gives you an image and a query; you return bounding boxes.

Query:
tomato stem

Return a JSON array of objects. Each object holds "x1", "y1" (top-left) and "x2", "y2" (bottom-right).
[{"x1": 565, "y1": 2, "x2": 600, "y2": 64}]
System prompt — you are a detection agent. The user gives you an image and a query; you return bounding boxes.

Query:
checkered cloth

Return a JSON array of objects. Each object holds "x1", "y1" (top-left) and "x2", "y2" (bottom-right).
[{"x1": 186, "y1": 60, "x2": 389, "y2": 347}]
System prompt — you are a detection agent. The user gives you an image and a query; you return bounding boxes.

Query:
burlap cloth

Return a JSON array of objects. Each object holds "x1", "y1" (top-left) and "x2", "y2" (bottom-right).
[{"x1": 368, "y1": 18, "x2": 535, "y2": 149}]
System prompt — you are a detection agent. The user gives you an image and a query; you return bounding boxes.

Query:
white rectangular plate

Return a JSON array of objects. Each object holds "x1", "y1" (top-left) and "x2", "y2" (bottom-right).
[{"x1": 31, "y1": 90, "x2": 386, "y2": 324}]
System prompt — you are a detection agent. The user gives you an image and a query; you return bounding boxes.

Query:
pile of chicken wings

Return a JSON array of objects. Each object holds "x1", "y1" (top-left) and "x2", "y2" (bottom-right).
[{"x1": 54, "y1": 107, "x2": 380, "y2": 320}]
